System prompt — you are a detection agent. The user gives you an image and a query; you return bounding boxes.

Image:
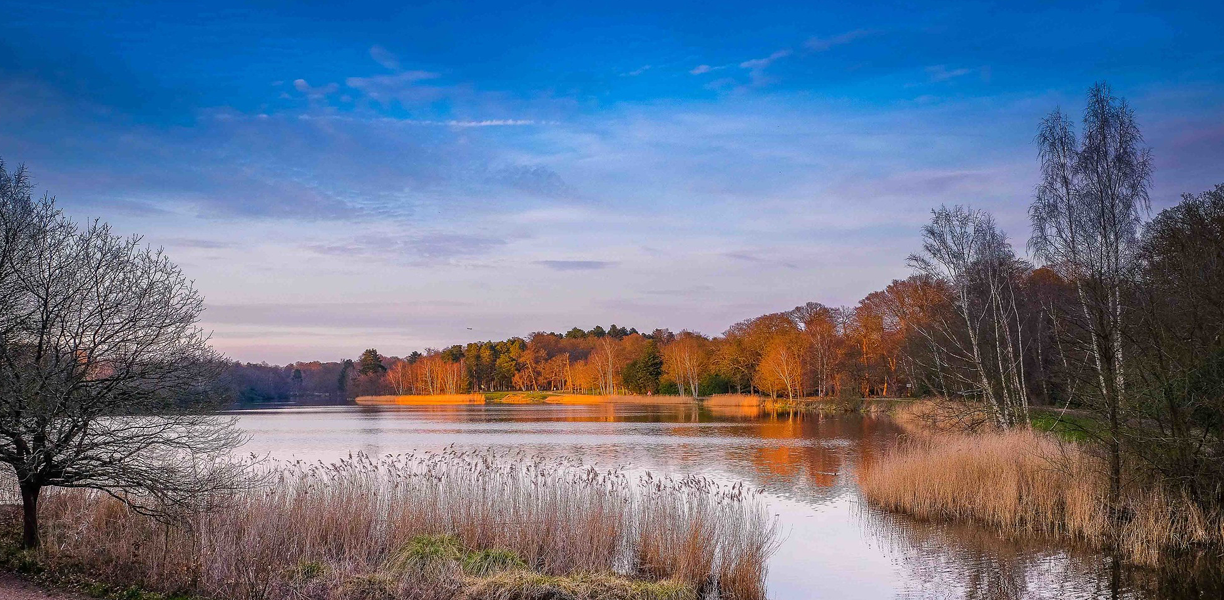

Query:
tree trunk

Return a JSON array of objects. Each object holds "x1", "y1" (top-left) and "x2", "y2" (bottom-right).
[{"x1": 20, "y1": 482, "x2": 40, "y2": 549}]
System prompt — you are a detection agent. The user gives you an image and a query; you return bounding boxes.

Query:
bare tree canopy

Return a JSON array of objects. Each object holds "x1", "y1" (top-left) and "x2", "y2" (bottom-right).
[
  {"x1": 1029, "y1": 82, "x2": 1153, "y2": 517},
  {"x1": 908, "y1": 205, "x2": 1031, "y2": 428},
  {"x1": 0, "y1": 159, "x2": 246, "y2": 548}
]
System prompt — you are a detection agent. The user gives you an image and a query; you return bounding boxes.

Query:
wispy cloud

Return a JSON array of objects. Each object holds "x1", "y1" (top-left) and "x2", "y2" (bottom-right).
[
  {"x1": 739, "y1": 49, "x2": 792, "y2": 71},
  {"x1": 488, "y1": 165, "x2": 575, "y2": 198},
  {"x1": 723, "y1": 250, "x2": 800, "y2": 270},
  {"x1": 343, "y1": 70, "x2": 443, "y2": 103},
  {"x1": 535, "y1": 260, "x2": 617, "y2": 271},
  {"x1": 729, "y1": 49, "x2": 788, "y2": 88},
  {"x1": 804, "y1": 29, "x2": 875, "y2": 51},
  {"x1": 305, "y1": 232, "x2": 507, "y2": 264},
  {"x1": 292, "y1": 79, "x2": 338, "y2": 100},
  {"x1": 409, "y1": 119, "x2": 549, "y2": 127},
  {"x1": 624, "y1": 65, "x2": 651, "y2": 76},
  {"x1": 690, "y1": 64, "x2": 714, "y2": 75},
  {"x1": 160, "y1": 237, "x2": 235, "y2": 250},
  {"x1": 369, "y1": 45, "x2": 400, "y2": 70},
  {"x1": 925, "y1": 65, "x2": 975, "y2": 82}
]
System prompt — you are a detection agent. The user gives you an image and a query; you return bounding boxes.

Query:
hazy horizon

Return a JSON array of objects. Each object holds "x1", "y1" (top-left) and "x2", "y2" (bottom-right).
[{"x1": 2, "y1": 1, "x2": 1221, "y2": 363}]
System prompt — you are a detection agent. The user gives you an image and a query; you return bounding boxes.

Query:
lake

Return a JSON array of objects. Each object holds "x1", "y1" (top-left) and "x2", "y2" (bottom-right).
[{"x1": 234, "y1": 402, "x2": 1217, "y2": 599}]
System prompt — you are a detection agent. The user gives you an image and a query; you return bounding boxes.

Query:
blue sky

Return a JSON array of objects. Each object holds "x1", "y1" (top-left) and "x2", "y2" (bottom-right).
[{"x1": 2, "y1": 1, "x2": 1221, "y2": 363}]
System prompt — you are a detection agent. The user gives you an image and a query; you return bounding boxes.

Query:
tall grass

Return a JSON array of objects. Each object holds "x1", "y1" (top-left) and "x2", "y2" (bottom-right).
[
  {"x1": 859, "y1": 428, "x2": 1223, "y2": 565},
  {"x1": 23, "y1": 450, "x2": 776, "y2": 600}
]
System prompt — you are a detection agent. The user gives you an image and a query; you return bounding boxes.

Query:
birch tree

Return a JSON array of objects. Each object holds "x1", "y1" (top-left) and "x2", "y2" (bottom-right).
[
  {"x1": 1030, "y1": 82, "x2": 1152, "y2": 515},
  {"x1": 909, "y1": 206, "x2": 1031, "y2": 427},
  {"x1": 663, "y1": 332, "x2": 710, "y2": 398}
]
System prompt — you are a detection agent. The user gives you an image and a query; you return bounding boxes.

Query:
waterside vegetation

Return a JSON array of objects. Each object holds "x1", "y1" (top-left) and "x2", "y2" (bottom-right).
[
  {"x1": 861, "y1": 409, "x2": 1224, "y2": 567},
  {"x1": 2, "y1": 450, "x2": 777, "y2": 600}
]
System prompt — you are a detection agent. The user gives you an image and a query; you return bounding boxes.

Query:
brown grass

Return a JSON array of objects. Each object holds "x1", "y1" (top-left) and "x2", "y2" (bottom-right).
[
  {"x1": 21, "y1": 450, "x2": 777, "y2": 600},
  {"x1": 701, "y1": 395, "x2": 762, "y2": 407},
  {"x1": 541, "y1": 394, "x2": 694, "y2": 405},
  {"x1": 859, "y1": 427, "x2": 1223, "y2": 565}
]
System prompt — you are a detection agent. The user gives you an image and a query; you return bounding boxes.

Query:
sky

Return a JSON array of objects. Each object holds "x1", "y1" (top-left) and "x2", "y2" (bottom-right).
[{"x1": 1, "y1": 1, "x2": 1221, "y2": 363}]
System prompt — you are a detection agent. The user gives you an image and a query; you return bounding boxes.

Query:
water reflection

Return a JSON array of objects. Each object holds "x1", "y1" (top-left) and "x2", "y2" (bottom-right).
[{"x1": 233, "y1": 403, "x2": 1221, "y2": 599}]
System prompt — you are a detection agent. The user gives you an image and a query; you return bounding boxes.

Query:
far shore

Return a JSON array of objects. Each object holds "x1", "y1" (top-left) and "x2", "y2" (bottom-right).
[{"x1": 354, "y1": 392, "x2": 923, "y2": 412}]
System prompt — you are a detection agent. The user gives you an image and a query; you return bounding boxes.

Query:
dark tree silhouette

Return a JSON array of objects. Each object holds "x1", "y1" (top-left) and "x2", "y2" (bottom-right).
[{"x1": 0, "y1": 160, "x2": 245, "y2": 548}]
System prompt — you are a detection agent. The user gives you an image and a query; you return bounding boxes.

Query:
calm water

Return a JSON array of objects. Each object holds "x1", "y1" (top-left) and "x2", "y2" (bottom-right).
[{"x1": 234, "y1": 403, "x2": 1218, "y2": 600}]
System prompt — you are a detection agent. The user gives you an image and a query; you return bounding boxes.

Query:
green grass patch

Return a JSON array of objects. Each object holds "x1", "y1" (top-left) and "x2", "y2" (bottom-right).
[
  {"x1": 385, "y1": 534, "x2": 464, "y2": 573},
  {"x1": 1030, "y1": 410, "x2": 1101, "y2": 443},
  {"x1": 385, "y1": 534, "x2": 526, "y2": 577},
  {"x1": 288, "y1": 559, "x2": 327, "y2": 582},
  {"x1": 463, "y1": 570, "x2": 696, "y2": 600}
]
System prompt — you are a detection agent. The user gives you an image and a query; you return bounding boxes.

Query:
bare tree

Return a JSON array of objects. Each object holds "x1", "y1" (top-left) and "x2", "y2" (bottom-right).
[
  {"x1": 0, "y1": 160, "x2": 246, "y2": 548},
  {"x1": 663, "y1": 332, "x2": 710, "y2": 398},
  {"x1": 1030, "y1": 82, "x2": 1152, "y2": 516},
  {"x1": 908, "y1": 206, "x2": 1031, "y2": 427},
  {"x1": 792, "y1": 303, "x2": 839, "y2": 397}
]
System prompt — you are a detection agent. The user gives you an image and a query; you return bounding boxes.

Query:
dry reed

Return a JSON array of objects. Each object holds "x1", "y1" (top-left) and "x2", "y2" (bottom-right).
[
  {"x1": 859, "y1": 428, "x2": 1223, "y2": 565},
  {"x1": 356, "y1": 393, "x2": 486, "y2": 405},
  {"x1": 21, "y1": 449, "x2": 776, "y2": 600}
]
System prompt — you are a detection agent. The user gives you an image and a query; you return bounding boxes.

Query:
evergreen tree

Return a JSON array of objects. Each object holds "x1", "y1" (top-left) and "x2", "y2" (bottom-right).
[
  {"x1": 337, "y1": 359, "x2": 354, "y2": 394},
  {"x1": 623, "y1": 342, "x2": 664, "y2": 394},
  {"x1": 358, "y1": 348, "x2": 386, "y2": 375}
]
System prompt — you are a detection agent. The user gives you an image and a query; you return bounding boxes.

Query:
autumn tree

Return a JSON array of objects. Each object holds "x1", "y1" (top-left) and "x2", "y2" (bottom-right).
[
  {"x1": 755, "y1": 329, "x2": 806, "y2": 399},
  {"x1": 791, "y1": 303, "x2": 839, "y2": 397},
  {"x1": 386, "y1": 359, "x2": 415, "y2": 394},
  {"x1": 663, "y1": 332, "x2": 711, "y2": 398},
  {"x1": 714, "y1": 327, "x2": 756, "y2": 394}
]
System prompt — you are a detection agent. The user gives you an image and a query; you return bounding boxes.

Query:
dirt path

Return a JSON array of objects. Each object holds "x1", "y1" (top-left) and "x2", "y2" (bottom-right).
[{"x1": 0, "y1": 573, "x2": 86, "y2": 600}]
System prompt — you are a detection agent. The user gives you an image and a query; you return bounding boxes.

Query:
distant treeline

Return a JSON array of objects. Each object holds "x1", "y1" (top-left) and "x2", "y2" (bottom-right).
[{"x1": 219, "y1": 274, "x2": 1050, "y2": 404}]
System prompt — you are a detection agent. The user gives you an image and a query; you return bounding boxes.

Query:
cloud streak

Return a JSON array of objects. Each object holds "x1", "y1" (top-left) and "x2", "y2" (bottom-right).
[
  {"x1": 739, "y1": 49, "x2": 792, "y2": 71},
  {"x1": 804, "y1": 29, "x2": 875, "y2": 51},
  {"x1": 535, "y1": 260, "x2": 617, "y2": 271},
  {"x1": 369, "y1": 45, "x2": 401, "y2": 70}
]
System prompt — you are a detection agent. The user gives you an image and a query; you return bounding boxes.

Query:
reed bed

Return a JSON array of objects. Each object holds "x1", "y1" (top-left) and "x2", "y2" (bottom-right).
[
  {"x1": 859, "y1": 428, "x2": 1223, "y2": 565},
  {"x1": 356, "y1": 393, "x2": 486, "y2": 405},
  {"x1": 22, "y1": 449, "x2": 776, "y2": 600},
  {"x1": 701, "y1": 395, "x2": 762, "y2": 407}
]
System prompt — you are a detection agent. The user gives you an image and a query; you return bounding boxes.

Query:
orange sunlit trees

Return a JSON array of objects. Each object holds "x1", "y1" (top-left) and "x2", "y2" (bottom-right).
[
  {"x1": 663, "y1": 332, "x2": 711, "y2": 398},
  {"x1": 386, "y1": 359, "x2": 416, "y2": 394},
  {"x1": 791, "y1": 302, "x2": 840, "y2": 397},
  {"x1": 755, "y1": 328, "x2": 806, "y2": 399}
]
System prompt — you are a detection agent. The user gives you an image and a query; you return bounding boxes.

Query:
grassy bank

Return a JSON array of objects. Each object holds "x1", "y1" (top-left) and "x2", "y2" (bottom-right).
[
  {"x1": 6, "y1": 451, "x2": 776, "y2": 600},
  {"x1": 860, "y1": 413, "x2": 1224, "y2": 566}
]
